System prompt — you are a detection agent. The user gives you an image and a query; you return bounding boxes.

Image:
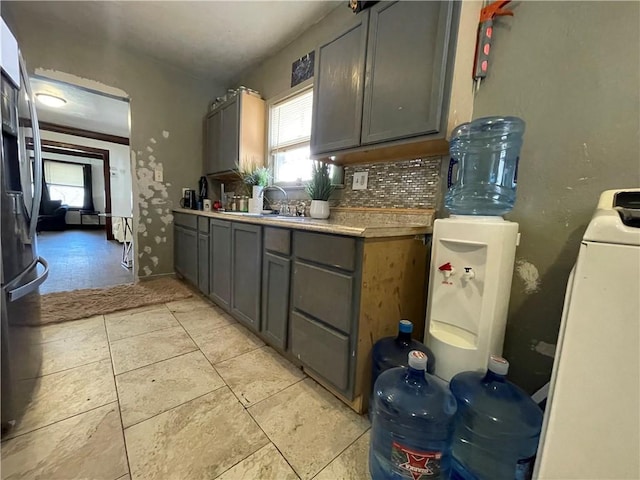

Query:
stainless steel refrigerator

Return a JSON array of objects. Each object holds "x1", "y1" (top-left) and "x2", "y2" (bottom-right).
[{"x1": 1, "y1": 17, "x2": 48, "y2": 435}]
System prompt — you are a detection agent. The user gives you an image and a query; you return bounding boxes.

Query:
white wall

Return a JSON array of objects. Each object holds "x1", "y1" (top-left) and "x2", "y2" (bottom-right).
[{"x1": 39, "y1": 130, "x2": 132, "y2": 218}]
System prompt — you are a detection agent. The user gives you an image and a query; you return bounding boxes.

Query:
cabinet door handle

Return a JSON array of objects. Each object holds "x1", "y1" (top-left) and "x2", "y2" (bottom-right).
[{"x1": 5, "y1": 257, "x2": 49, "y2": 302}]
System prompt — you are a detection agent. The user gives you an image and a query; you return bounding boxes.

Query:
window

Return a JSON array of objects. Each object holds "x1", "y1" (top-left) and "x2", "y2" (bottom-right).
[
  {"x1": 270, "y1": 88, "x2": 314, "y2": 184},
  {"x1": 44, "y1": 160, "x2": 85, "y2": 208}
]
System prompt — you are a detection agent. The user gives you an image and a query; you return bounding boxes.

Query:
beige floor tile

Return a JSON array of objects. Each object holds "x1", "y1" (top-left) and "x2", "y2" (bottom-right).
[
  {"x1": 105, "y1": 305, "x2": 178, "y2": 342},
  {"x1": 35, "y1": 315, "x2": 105, "y2": 344},
  {"x1": 116, "y1": 351, "x2": 225, "y2": 427},
  {"x1": 173, "y1": 306, "x2": 236, "y2": 340},
  {"x1": 1, "y1": 403, "x2": 128, "y2": 480},
  {"x1": 216, "y1": 347, "x2": 305, "y2": 406},
  {"x1": 198, "y1": 323, "x2": 264, "y2": 365},
  {"x1": 106, "y1": 304, "x2": 168, "y2": 318},
  {"x1": 110, "y1": 326, "x2": 197, "y2": 374},
  {"x1": 125, "y1": 387, "x2": 269, "y2": 480},
  {"x1": 166, "y1": 297, "x2": 213, "y2": 313},
  {"x1": 40, "y1": 324, "x2": 110, "y2": 376},
  {"x1": 216, "y1": 443, "x2": 299, "y2": 480},
  {"x1": 314, "y1": 430, "x2": 370, "y2": 480},
  {"x1": 7, "y1": 359, "x2": 117, "y2": 438},
  {"x1": 248, "y1": 379, "x2": 370, "y2": 480}
]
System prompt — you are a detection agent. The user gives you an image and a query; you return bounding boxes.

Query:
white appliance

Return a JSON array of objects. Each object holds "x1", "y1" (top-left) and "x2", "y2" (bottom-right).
[
  {"x1": 424, "y1": 216, "x2": 519, "y2": 381},
  {"x1": 534, "y1": 189, "x2": 640, "y2": 479}
]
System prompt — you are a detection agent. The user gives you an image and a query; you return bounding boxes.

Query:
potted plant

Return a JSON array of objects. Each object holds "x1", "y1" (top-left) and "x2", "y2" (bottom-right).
[
  {"x1": 239, "y1": 163, "x2": 271, "y2": 213},
  {"x1": 306, "y1": 161, "x2": 334, "y2": 219}
]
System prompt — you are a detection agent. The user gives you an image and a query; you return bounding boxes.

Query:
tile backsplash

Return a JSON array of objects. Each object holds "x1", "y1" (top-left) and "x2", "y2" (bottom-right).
[{"x1": 338, "y1": 157, "x2": 442, "y2": 209}]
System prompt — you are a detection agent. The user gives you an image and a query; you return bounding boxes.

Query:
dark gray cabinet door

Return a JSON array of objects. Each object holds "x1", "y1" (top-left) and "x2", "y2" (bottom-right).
[
  {"x1": 181, "y1": 227, "x2": 198, "y2": 286},
  {"x1": 361, "y1": 1, "x2": 453, "y2": 145},
  {"x1": 174, "y1": 225, "x2": 184, "y2": 276},
  {"x1": 220, "y1": 97, "x2": 240, "y2": 172},
  {"x1": 310, "y1": 12, "x2": 369, "y2": 155},
  {"x1": 197, "y1": 232, "x2": 209, "y2": 295},
  {"x1": 210, "y1": 219, "x2": 231, "y2": 309},
  {"x1": 205, "y1": 110, "x2": 222, "y2": 174},
  {"x1": 261, "y1": 252, "x2": 290, "y2": 349},
  {"x1": 231, "y1": 222, "x2": 262, "y2": 331}
]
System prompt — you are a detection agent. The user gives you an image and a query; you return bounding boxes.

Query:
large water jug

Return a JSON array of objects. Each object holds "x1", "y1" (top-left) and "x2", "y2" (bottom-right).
[
  {"x1": 372, "y1": 319, "x2": 436, "y2": 384},
  {"x1": 445, "y1": 116, "x2": 525, "y2": 216},
  {"x1": 449, "y1": 356, "x2": 543, "y2": 480},
  {"x1": 370, "y1": 351, "x2": 457, "y2": 480}
]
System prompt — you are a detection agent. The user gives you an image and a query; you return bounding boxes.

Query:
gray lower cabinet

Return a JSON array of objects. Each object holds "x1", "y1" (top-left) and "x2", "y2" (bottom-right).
[
  {"x1": 209, "y1": 219, "x2": 231, "y2": 309},
  {"x1": 230, "y1": 222, "x2": 262, "y2": 331},
  {"x1": 197, "y1": 232, "x2": 209, "y2": 295},
  {"x1": 261, "y1": 252, "x2": 291, "y2": 350},
  {"x1": 174, "y1": 225, "x2": 198, "y2": 286},
  {"x1": 290, "y1": 231, "x2": 360, "y2": 398}
]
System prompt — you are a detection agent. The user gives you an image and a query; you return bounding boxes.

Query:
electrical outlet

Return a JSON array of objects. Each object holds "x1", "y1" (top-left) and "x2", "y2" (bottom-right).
[
  {"x1": 352, "y1": 171, "x2": 368, "y2": 190},
  {"x1": 154, "y1": 168, "x2": 163, "y2": 182}
]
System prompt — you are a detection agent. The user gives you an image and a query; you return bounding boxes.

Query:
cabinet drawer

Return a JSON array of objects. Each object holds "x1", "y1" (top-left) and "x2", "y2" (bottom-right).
[
  {"x1": 264, "y1": 227, "x2": 290, "y2": 256},
  {"x1": 174, "y1": 212, "x2": 197, "y2": 229},
  {"x1": 294, "y1": 231, "x2": 356, "y2": 271},
  {"x1": 292, "y1": 261, "x2": 353, "y2": 334},
  {"x1": 198, "y1": 216, "x2": 209, "y2": 233},
  {"x1": 290, "y1": 311, "x2": 350, "y2": 392}
]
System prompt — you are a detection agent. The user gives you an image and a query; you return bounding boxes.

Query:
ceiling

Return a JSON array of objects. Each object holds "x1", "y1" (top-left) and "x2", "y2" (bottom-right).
[
  {"x1": 31, "y1": 76, "x2": 130, "y2": 138},
  {"x1": 5, "y1": 1, "x2": 339, "y2": 85}
]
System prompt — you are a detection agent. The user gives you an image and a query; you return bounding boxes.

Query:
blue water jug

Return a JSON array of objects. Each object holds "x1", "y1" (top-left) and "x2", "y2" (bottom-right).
[
  {"x1": 445, "y1": 116, "x2": 525, "y2": 216},
  {"x1": 372, "y1": 320, "x2": 436, "y2": 386},
  {"x1": 370, "y1": 351, "x2": 457, "y2": 480},
  {"x1": 449, "y1": 356, "x2": 544, "y2": 480}
]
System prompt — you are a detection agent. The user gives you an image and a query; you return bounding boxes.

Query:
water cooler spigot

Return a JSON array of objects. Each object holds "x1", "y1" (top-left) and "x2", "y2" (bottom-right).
[
  {"x1": 462, "y1": 267, "x2": 475, "y2": 281},
  {"x1": 438, "y1": 262, "x2": 455, "y2": 280}
]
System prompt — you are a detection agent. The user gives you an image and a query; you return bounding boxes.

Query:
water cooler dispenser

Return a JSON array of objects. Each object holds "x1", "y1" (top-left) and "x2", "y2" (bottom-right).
[
  {"x1": 425, "y1": 116, "x2": 524, "y2": 381},
  {"x1": 425, "y1": 216, "x2": 519, "y2": 381}
]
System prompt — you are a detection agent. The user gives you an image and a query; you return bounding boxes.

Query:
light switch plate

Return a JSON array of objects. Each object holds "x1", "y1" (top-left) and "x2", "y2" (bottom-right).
[
  {"x1": 352, "y1": 171, "x2": 368, "y2": 190},
  {"x1": 154, "y1": 168, "x2": 163, "y2": 182}
]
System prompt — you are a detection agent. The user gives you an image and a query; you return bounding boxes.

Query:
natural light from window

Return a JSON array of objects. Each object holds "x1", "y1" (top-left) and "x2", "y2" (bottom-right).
[
  {"x1": 270, "y1": 88, "x2": 313, "y2": 184},
  {"x1": 44, "y1": 160, "x2": 85, "y2": 208}
]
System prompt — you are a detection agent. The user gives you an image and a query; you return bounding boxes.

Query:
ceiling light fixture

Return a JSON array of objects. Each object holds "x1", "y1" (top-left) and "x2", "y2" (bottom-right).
[{"x1": 36, "y1": 93, "x2": 67, "y2": 108}]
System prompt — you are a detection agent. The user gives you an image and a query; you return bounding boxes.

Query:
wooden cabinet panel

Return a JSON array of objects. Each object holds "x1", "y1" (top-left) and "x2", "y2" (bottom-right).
[
  {"x1": 310, "y1": 12, "x2": 369, "y2": 155},
  {"x1": 261, "y1": 252, "x2": 290, "y2": 349},
  {"x1": 361, "y1": 1, "x2": 453, "y2": 144},
  {"x1": 231, "y1": 222, "x2": 262, "y2": 331}
]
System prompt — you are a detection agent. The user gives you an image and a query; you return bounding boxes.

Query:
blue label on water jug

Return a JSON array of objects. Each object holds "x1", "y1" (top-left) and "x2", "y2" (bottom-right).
[
  {"x1": 515, "y1": 456, "x2": 535, "y2": 480},
  {"x1": 391, "y1": 441, "x2": 443, "y2": 479}
]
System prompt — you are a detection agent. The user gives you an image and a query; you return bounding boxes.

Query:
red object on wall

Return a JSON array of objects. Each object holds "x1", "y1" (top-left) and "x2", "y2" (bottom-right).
[{"x1": 473, "y1": 0, "x2": 515, "y2": 80}]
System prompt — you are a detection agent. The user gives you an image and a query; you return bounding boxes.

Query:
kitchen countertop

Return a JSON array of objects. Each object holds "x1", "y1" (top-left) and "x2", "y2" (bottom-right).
[{"x1": 173, "y1": 207, "x2": 434, "y2": 238}]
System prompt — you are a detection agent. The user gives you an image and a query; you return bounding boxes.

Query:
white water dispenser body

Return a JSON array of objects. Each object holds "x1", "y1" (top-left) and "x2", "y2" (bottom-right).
[{"x1": 425, "y1": 216, "x2": 519, "y2": 382}]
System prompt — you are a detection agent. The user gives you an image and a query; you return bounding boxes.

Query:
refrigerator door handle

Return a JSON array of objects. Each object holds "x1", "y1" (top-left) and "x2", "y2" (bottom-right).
[
  {"x1": 4, "y1": 257, "x2": 49, "y2": 302},
  {"x1": 19, "y1": 53, "x2": 43, "y2": 241}
]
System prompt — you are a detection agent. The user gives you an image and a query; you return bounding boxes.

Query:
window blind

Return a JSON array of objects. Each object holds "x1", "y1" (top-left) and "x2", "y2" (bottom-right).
[
  {"x1": 270, "y1": 88, "x2": 313, "y2": 152},
  {"x1": 44, "y1": 161, "x2": 84, "y2": 187}
]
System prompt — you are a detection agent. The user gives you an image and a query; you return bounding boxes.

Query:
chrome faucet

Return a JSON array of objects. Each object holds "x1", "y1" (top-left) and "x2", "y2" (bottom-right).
[{"x1": 259, "y1": 186, "x2": 289, "y2": 213}]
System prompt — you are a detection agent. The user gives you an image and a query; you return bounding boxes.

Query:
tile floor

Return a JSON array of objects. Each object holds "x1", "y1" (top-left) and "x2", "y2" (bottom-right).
[
  {"x1": 1, "y1": 295, "x2": 370, "y2": 480},
  {"x1": 38, "y1": 229, "x2": 134, "y2": 294}
]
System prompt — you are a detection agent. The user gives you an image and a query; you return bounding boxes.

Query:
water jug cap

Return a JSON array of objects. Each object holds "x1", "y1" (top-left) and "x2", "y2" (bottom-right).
[
  {"x1": 488, "y1": 355, "x2": 509, "y2": 375},
  {"x1": 399, "y1": 320, "x2": 413, "y2": 333},
  {"x1": 408, "y1": 350, "x2": 428, "y2": 370}
]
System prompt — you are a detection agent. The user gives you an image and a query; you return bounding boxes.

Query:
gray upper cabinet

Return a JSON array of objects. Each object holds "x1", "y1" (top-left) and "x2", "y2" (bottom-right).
[
  {"x1": 231, "y1": 222, "x2": 262, "y2": 331},
  {"x1": 361, "y1": 1, "x2": 453, "y2": 145},
  {"x1": 219, "y1": 97, "x2": 240, "y2": 172},
  {"x1": 310, "y1": 11, "x2": 369, "y2": 155},
  {"x1": 204, "y1": 91, "x2": 266, "y2": 176},
  {"x1": 210, "y1": 219, "x2": 231, "y2": 309},
  {"x1": 205, "y1": 110, "x2": 222, "y2": 174},
  {"x1": 311, "y1": 2, "x2": 455, "y2": 157}
]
